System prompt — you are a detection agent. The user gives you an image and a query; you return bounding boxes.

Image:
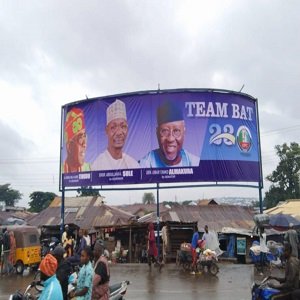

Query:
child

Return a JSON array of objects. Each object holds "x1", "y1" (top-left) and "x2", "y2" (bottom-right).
[{"x1": 70, "y1": 246, "x2": 93, "y2": 300}]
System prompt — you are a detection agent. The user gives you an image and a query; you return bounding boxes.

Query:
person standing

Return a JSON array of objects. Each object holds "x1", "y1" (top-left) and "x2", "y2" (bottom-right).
[
  {"x1": 2, "y1": 228, "x2": 12, "y2": 275},
  {"x1": 68, "y1": 229, "x2": 87, "y2": 265},
  {"x1": 70, "y1": 246, "x2": 94, "y2": 300},
  {"x1": 284, "y1": 223, "x2": 299, "y2": 258},
  {"x1": 259, "y1": 227, "x2": 268, "y2": 274},
  {"x1": 92, "y1": 241, "x2": 110, "y2": 300},
  {"x1": 9, "y1": 231, "x2": 16, "y2": 268},
  {"x1": 83, "y1": 230, "x2": 91, "y2": 247},
  {"x1": 39, "y1": 253, "x2": 63, "y2": 300},
  {"x1": 202, "y1": 225, "x2": 214, "y2": 249},
  {"x1": 190, "y1": 228, "x2": 200, "y2": 275},
  {"x1": 65, "y1": 232, "x2": 74, "y2": 258},
  {"x1": 62, "y1": 225, "x2": 69, "y2": 248},
  {"x1": 52, "y1": 245, "x2": 72, "y2": 300}
]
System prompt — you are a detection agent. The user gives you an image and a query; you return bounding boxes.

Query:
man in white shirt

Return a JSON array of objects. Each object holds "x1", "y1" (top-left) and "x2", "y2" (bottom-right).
[
  {"x1": 202, "y1": 225, "x2": 214, "y2": 249},
  {"x1": 92, "y1": 99, "x2": 139, "y2": 170}
]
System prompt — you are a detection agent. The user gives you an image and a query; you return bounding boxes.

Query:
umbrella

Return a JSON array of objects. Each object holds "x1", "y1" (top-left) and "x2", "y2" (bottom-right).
[{"x1": 269, "y1": 214, "x2": 300, "y2": 230}]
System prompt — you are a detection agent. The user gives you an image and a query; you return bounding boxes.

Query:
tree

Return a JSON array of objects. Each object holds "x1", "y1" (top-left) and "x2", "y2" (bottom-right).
[
  {"x1": 142, "y1": 192, "x2": 155, "y2": 205},
  {"x1": 28, "y1": 191, "x2": 57, "y2": 212},
  {"x1": 264, "y1": 142, "x2": 300, "y2": 209},
  {"x1": 77, "y1": 186, "x2": 101, "y2": 197},
  {"x1": 0, "y1": 183, "x2": 22, "y2": 207}
]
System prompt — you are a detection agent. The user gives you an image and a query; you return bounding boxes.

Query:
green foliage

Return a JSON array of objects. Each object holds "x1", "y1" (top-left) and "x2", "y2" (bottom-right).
[
  {"x1": 0, "y1": 183, "x2": 22, "y2": 207},
  {"x1": 28, "y1": 191, "x2": 57, "y2": 212},
  {"x1": 264, "y1": 142, "x2": 300, "y2": 209},
  {"x1": 142, "y1": 192, "x2": 155, "y2": 205},
  {"x1": 77, "y1": 186, "x2": 101, "y2": 197}
]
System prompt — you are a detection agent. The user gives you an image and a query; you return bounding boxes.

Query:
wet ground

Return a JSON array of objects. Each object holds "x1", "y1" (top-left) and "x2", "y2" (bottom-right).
[{"x1": 0, "y1": 263, "x2": 259, "y2": 300}]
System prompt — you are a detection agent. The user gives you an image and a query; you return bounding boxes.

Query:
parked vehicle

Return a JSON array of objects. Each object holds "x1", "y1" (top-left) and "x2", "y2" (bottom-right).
[{"x1": 0, "y1": 225, "x2": 41, "y2": 275}]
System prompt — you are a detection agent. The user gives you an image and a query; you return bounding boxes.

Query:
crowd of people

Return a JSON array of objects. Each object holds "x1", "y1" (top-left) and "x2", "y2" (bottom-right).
[
  {"x1": 38, "y1": 223, "x2": 163, "y2": 299},
  {"x1": 39, "y1": 241, "x2": 110, "y2": 300},
  {"x1": 0, "y1": 227, "x2": 16, "y2": 275}
]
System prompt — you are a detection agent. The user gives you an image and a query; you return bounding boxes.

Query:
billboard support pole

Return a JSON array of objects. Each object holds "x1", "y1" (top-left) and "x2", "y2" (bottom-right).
[
  {"x1": 59, "y1": 106, "x2": 65, "y2": 238},
  {"x1": 60, "y1": 187, "x2": 65, "y2": 238},
  {"x1": 256, "y1": 98, "x2": 264, "y2": 213},
  {"x1": 156, "y1": 183, "x2": 160, "y2": 260}
]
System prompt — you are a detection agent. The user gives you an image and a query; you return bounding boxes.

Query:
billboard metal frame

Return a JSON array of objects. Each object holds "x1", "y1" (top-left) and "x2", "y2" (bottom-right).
[{"x1": 58, "y1": 88, "x2": 264, "y2": 254}]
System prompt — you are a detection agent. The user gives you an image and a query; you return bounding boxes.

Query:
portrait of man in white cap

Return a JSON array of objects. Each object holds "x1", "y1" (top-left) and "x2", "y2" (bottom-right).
[
  {"x1": 92, "y1": 99, "x2": 139, "y2": 170},
  {"x1": 139, "y1": 101, "x2": 200, "y2": 168}
]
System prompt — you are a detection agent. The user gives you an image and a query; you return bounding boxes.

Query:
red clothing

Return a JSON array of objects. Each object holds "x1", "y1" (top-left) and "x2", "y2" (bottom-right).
[{"x1": 147, "y1": 224, "x2": 158, "y2": 257}]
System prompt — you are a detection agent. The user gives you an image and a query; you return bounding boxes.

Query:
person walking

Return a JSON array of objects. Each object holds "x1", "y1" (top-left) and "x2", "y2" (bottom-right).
[
  {"x1": 39, "y1": 253, "x2": 63, "y2": 300},
  {"x1": 70, "y1": 246, "x2": 94, "y2": 300},
  {"x1": 285, "y1": 223, "x2": 299, "y2": 258},
  {"x1": 92, "y1": 241, "x2": 110, "y2": 300},
  {"x1": 147, "y1": 223, "x2": 162, "y2": 271}
]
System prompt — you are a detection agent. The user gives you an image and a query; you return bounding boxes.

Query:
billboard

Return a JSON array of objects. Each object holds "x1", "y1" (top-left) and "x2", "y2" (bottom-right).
[{"x1": 60, "y1": 89, "x2": 261, "y2": 188}]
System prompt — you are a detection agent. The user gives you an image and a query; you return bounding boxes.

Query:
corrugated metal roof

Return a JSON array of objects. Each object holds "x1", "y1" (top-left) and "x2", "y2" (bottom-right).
[
  {"x1": 27, "y1": 197, "x2": 135, "y2": 230},
  {"x1": 117, "y1": 204, "x2": 169, "y2": 215},
  {"x1": 265, "y1": 199, "x2": 300, "y2": 219},
  {"x1": 138, "y1": 204, "x2": 255, "y2": 232}
]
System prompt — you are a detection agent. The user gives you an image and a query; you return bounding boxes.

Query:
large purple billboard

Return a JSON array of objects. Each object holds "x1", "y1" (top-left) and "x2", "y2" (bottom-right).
[{"x1": 60, "y1": 89, "x2": 261, "y2": 187}]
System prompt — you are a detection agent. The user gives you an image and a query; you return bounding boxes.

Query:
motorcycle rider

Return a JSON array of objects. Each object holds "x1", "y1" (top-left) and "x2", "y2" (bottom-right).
[
  {"x1": 52, "y1": 245, "x2": 72, "y2": 300},
  {"x1": 39, "y1": 253, "x2": 63, "y2": 300},
  {"x1": 69, "y1": 246, "x2": 93, "y2": 300},
  {"x1": 92, "y1": 240, "x2": 110, "y2": 300},
  {"x1": 268, "y1": 243, "x2": 299, "y2": 294}
]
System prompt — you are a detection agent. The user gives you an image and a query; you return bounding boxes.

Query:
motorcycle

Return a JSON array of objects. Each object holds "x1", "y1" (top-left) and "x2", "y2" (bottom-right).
[
  {"x1": 40, "y1": 237, "x2": 60, "y2": 258},
  {"x1": 10, "y1": 277, "x2": 130, "y2": 300},
  {"x1": 251, "y1": 277, "x2": 290, "y2": 300},
  {"x1": 9, "y1": 280, "x2": 43, "y2": 300}
]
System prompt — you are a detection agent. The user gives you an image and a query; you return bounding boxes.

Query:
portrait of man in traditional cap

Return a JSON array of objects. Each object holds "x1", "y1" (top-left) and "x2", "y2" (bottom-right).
[
  {"x1": 92, "y1": 99, "x2": 139, "y2": 170},
  {"x1": 139, "y1": 101, "x2": 200, "y2": 168},
  {"x1": 63, "y1": 107, "x2": 91, "y2": 173}
]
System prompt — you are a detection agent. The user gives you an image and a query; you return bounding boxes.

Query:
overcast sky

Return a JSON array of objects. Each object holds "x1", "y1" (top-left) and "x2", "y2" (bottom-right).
[{"x1": 0, "y1": 0, "x2": 299, "y2": 207}]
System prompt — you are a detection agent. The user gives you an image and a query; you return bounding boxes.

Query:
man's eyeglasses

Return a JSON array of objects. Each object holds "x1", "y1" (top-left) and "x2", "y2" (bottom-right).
[{"x1": 159, "y1": 127, "x2": 182, "y2": 138}]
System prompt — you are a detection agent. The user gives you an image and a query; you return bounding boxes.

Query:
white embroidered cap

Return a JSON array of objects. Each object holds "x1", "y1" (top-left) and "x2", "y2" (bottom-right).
[{"x1": 106, "y1": 99, "x2": 127, "y2": 125}]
